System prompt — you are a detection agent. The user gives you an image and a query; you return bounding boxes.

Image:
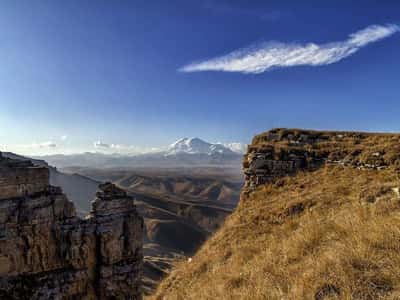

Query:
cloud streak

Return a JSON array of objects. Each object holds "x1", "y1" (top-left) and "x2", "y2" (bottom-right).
[
  {"x1": 93, "y1": 141, "x2": 161, "y2": 154},
  {"x1": 180, "y1": 24, "x2": 399, "y2": 74},
  {"x1": 94, "y1": 141, "x2": 111, "y2": 148},
  {"x1": 35, "y1": 141, "x2": 57, "y2": 148}
]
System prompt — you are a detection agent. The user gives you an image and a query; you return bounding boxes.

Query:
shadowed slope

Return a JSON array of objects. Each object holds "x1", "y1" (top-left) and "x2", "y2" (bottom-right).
[{"x1": 61, "y1": 166, "x2": 243, "y2": 294}]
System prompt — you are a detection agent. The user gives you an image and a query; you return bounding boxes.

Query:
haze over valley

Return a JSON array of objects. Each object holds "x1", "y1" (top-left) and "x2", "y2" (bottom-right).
[
  {"x1": 2, "y1": 138, "x2": 244, "y2": 294},
  {"x1": 34, "y1": 137, "x2": 245, "y2": 169}
]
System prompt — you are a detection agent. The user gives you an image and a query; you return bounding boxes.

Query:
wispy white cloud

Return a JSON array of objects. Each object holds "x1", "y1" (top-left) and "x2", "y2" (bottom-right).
[
  {"x1": 93, "y1": 141, "x2": 110, "y2": 148},
  {"x1": 60, "y1": 135, "x2": 68, "y2": 141},
  {"x1": 221, "y1": 142, "x2": 247, "y2": 154},
  {"x1": 35, "y1": 141, "x2": 57, "y2": 148},
  {"x1": 0, "y1": 141, "x2": 58, "y2": 156},
  {"x1": 93, "y1": 141, "x2": 161, "y2": 154},
  {"x1": 9, "y1": 141, "x2": 58, "y2": 150},
  {"x1": 180, "y1": 24, "x2": 399, "y2": 74},
  {"x1": 110, "y1": 144, "x2": 161, "y2": 153}
]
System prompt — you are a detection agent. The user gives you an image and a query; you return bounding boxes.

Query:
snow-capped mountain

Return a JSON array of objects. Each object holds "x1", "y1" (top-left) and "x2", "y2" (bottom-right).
[
  {"x1": 36, "y1": 137, "x2": 245, "y2": 169},
  {"x1": 166, "y1": 137, "x2": 237, "y2": 156}
]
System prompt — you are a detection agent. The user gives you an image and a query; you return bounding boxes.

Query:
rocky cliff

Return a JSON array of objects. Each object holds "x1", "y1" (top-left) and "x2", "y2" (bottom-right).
[
  {"x1": 154, "y1": 128, "x2": 400, "y2": 299},
  {"x1": 0, "y1": 152, "x2": 143, "y2": 299},
  {"x1": 243, "y1": 128, "x2": 400, "y2": 191}
]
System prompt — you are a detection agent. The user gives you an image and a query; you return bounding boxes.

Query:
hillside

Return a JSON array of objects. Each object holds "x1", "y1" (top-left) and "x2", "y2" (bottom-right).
[
  {"x1": 153, "y1": 129, "x2": 400, "y2": 300},
  {"x1": 61, "y1": 166, "x2": 243, "y2": 294}
]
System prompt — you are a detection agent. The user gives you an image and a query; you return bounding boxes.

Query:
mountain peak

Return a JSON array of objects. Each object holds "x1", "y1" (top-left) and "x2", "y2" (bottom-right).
[{"x1": 167, "y1": 137, "x2": 235, "y2": 155}]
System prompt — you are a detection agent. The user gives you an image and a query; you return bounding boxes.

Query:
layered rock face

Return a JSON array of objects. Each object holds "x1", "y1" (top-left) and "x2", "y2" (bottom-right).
[
  {"x1": 0, "y1": 153, "x2": 143, "y2": 299},
  {"x1": 243, "y1": 128, "x2": 400, "y2": 191},
  {"x1": 90, "y1": 183, "x2": 143, "y2": 299},
  {"x1": 0, "y1": 156, "x2": 49, "y2": 200}
]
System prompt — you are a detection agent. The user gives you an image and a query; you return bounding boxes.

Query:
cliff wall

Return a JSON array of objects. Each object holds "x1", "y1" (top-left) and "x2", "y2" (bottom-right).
[
  {"x1": 243, "y1": 128, "x2": 400, "y2": 191},
  {"x1": 0, "y1": 156, "x2": 49, "y2": 200},
  {"x1": 0, "y1": 153, "x2": 143, "y2": 300}
]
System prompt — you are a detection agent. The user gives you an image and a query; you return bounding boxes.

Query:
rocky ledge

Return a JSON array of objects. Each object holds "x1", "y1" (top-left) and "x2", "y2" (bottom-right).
[
  {"x1": 243, "y1": 128, "x2": 400, "y2": 191},
  {"x1": 0, "y1": 152, "x2": 143, "y2": 299}
]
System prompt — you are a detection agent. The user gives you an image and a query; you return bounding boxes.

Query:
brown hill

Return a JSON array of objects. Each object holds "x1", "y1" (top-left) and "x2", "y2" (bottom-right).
[
  {"x1": 153, "y1": 129, "x2": 400, "y2": 300},
  {"x1": 116, "y1": 173, "x2": 241, "y2": 205},
  {"x1": 61, "y1": 166, "x2": 243, "y2": 294}
]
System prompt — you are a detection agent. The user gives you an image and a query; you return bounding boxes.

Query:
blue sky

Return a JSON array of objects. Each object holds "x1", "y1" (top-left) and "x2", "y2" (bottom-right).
[{"x1": 0, "y1": 0, "x2": 399, "y2": 155}]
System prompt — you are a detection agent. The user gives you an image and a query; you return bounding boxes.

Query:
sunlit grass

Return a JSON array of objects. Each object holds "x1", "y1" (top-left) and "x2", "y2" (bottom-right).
[{"x1": 153, "y1": 166, "x2": 400, "y2": 299}]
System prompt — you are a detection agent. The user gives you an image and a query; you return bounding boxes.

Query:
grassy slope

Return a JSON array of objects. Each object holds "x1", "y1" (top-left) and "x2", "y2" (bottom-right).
[{"x1": 153, "y1": 166, "x2": 400, "y2": 299}]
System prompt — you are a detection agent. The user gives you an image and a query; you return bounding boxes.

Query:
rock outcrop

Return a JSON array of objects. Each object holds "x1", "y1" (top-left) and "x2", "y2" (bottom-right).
[
  {"x1": 243, "y1": 128, "x2": 400, "y2": 191},
  {"x1": 0, "y1": 152, "x2": 143, "y2": 299}
]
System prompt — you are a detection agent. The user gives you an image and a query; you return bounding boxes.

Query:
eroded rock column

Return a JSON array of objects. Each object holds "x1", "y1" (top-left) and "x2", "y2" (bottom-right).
[{"x1": 91, "y1": 182, "x2": 143, "y2": 300}]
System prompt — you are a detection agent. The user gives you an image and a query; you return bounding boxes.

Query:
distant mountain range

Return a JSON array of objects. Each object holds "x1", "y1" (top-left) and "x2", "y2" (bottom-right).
[{"x1": 35, "y1": 138, "x2": 246, "y2": 169}]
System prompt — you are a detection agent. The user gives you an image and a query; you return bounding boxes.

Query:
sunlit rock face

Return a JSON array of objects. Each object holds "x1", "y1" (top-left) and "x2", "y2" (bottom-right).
[
  {"x1": 90, "y1": 182, "x2": 143, "y2": 299},
  {"x1": 243, "y1": 128, "x2": 396, "y2": 191},
  {"x1": 0, "y1": 154, "x2": 49, "y2": 200},
  {"x1": 0, "y1": 153, "x2": 143, "y2": 300}
]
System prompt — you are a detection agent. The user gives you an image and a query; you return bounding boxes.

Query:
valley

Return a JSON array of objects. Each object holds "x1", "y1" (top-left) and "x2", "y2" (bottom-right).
[
  {"x1": 5, "y1": 137, "x2": 245, "y2": 294},
  {"x1": 61, "y1": 166, "x2": 243, "y2": 293}
]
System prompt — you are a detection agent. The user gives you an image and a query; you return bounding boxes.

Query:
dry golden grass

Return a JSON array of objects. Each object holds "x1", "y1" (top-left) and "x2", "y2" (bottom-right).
[{"x1": 152, "y1": 166, "x2": 400, "y2": 300}]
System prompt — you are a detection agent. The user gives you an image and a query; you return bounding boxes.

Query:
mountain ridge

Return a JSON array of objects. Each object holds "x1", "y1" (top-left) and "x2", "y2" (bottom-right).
[{"x1": 34, "y1": 137, "x2": 245, "y2": 169}]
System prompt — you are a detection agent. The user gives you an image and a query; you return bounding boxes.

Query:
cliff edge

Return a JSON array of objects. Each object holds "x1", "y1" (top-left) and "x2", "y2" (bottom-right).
[
  {"x1": 154, "y1": 129, "x2": 400, "y2": 300},
  {"x1": 0, "y1": 152, "x2": 143, "y2": 299}
]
